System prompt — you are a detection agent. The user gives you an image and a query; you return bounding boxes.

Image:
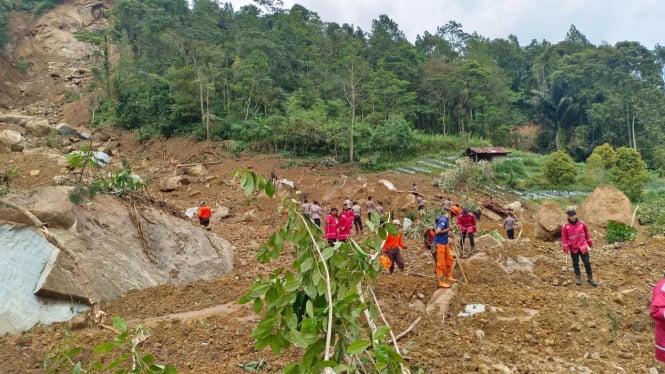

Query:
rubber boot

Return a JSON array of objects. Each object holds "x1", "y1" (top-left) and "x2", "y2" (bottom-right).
[
  {"x1": 575, "y1": 275, "x2": 582, "y2": 286},
  {"x1": 588, "y1": 277, "x2": 598, "y2": 287},
  {"x1": 437, "y1": 276, "x2": 450, "y2": 288}
]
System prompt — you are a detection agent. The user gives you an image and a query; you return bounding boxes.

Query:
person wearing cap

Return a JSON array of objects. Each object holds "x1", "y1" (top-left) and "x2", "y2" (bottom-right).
[
  {"x1": 562, "y1": 209, "x2": 597, "y2": 286},
  {"x1": 382, "y1": 219, "x2": 407, "y2": 274},
  {"x1": 197, "y1": 201, "x2": 212, "y2": 229},
  {"x1": 433, "y1": 215, "x2": 456, "y2": 288},
  {"x1": 651, "y1": 273, "x2": 665, "y2": 363},
  {"x1": 456, "y1": 207, "x2": 477, "y2": 257}
]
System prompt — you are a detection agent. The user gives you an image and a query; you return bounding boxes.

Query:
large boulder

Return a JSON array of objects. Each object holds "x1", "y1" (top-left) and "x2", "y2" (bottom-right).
[
  {"x1": 25, "y1": 119, "x2": 53, "y2": 136},
  {"x1": 534, "y1": 201, "x2": 565, "y2": 240},
  {"x1": 426, "y1": 285, "x2": 459, "y2": 318},
  {"x1": 0, "y1": 129, "x2": 23, "y2": 150},
  {"x1": 473, "y1": 234, "x2": 503, "y2": 252},
  {"x1": 579, "y1": 185, "x2": 633, "y2": 227},
  {"x1": 0, "y1": 186, "x2": 78, "y2": 229},
  {"x1": 0, "y1": 187, "x2": 235, "y2": 333}
]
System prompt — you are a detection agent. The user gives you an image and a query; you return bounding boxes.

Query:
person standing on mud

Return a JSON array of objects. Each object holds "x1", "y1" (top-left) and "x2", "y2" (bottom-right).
[
  {"x1": 365, "y1": 196, "x2": 375, "y2": 220},
  {"x1": 411, "y1": 183, "x2": 418, "y2": 201},
  {"x1": 325, "y1": 208, "x2": 339, "y2": 246},
  {"x1": 301, "y1": 199, "x2": 311, "y2": 218},
  {"x1": 197, "y1": 201, "x2": 211, "y2": 229},
  {"x1": 457, "y1": 207, "x2": 477, "y2": 257},
  {"x1": 416, "y1": 195, "x2": 425, "y2": 216},
  {"x1": 433, "y1": 215, "x2": 456, "y2": 288},
  {"x1": 503, "y1": 212, "x2": 517, "y2": 240},
  {"x1": 337, "y1": 207, "x2": 352, "y2": 242},
  {"x1": 382, "y1": 219, "x2": 406, "y2": 274},
  {"x1": 352, "y1": 201, "x2": 363, "y2": 234},
  {"x1": 310, "y1": 201, "x2": 322, "y2": 227},
  {"x1": 343, "y1": 196, "x2": 352, "y2": 209},
  {"x1": 651, "y1": 273, "x2": 665, "y2": 363},
  {"x1": 376, "y1": 201, "x2": 385, "y2": 222},
  {"x1": 562, "y1": 210, "x2": 597, "y2": 287}
]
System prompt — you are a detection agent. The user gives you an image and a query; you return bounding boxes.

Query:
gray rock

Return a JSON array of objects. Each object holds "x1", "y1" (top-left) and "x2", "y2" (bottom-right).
[
  {"x1": 211, "y1": 206, "x2": 230, "y2": 222},
  {"x1": 408, "y1": 300, "x2": 426, "y2": 314},
  {"x1": 56, "y1": 123, "x2": 77, "y2": 136},
  {"x1": 78, "y1": 132, "x2": 92, "y2": 140}
]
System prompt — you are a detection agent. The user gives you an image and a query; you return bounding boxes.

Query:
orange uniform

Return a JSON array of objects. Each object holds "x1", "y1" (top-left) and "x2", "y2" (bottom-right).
[
  {"x1": 382, "y1": 231, "x2": 405, "y2": 252},
  {"x1": 198, "y1": 206, "x2": 211, "y2": 219}
]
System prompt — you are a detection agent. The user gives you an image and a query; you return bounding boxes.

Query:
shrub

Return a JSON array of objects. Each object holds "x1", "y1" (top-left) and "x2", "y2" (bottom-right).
[
  {"x1": 609, "y1": 147, "x2": 649, "y2": 201},
  {"x1": 543, "y1": 150, "x2": 577, "y2": 188},
  {"x1": 605, "y1": 221, "x2": 636, "y2": 244},
  {"x1": 637, "y1": 198, "x2": 665, "y2": 236}
]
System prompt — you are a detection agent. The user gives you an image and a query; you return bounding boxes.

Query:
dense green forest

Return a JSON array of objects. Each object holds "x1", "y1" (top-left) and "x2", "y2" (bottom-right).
[{"x1": 3, "y1": 0, "x2": 665, "y2": 168}]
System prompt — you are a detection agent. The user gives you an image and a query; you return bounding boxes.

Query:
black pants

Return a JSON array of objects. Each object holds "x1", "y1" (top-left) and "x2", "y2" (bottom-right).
[
  {"x1": 353, "y1": 215, "x2": 363, "y2": 232},
  {"x1": 571, "y1": 250, "x2": 593, "y2": 278},
  {"x1": 314, "y1": 218, "x2": 321, "y2": 227},
  {"x1": 461, "y1": 232, "x2": 475, "y2": 249},
  {"x1": 506, "y1": 228, "x2": 514, "y2": 240},
  {"x1": 386, "y1": 247, "x2": 404, "y2": 273}
]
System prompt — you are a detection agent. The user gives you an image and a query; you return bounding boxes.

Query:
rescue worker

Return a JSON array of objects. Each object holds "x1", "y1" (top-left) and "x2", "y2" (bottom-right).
[
  {"x1": 561, "y1": 210, "x2": 597, "y2": 287},
  {"x1": 351, "y1": 201, "x2": 363, "y2": 233},
  {"x1": 433, "y1": 215, "x2": 456, "y2": 288},
  {"x1": 197, "y1": 201, "x2": 211, "y2": 229},
  {"x1": 423, "y1": 221, "x2": 436, "y2": 262},
  {"x1": 651, "y1": 273, "x2": 665, "y2": 363},
  {"x1": 325, "y1": 207, "x2": 339, "y2": 246},
  {"x1": 365, "y1": 196, "x2": 375, "y2": 220},
  {"x1": 301, "y1": 199, "x2": 311, "y2": 218},
  {"x1": 503, "y1": 212, "x2": 517, "y2": 240},
  {"x1": 310, "y1": 201, "x2": 322, "y2": 227},
  {"x1": 457, "y1": 207, "x2": 477, "y2": 257},
  {"x1": 337, "y1": 207, "x2": 352, "y2": 242},
  {"x1": 382, "y1": 219, "x2": 406, "y2": 274},
  {"x1": 416, "y1": 195, "x2": 425, "y2": 216}
]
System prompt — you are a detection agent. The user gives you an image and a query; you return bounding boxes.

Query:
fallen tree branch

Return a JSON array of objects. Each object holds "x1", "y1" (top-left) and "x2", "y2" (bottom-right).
[
  {"x1": 367, "y1": 286, "x2": 411, "y2": 374},
  {"x1": 296, "y1": 212, "x2": 335, "y2": 362},
  {"x1": 128, "y1": 202, "x2": 156, "y2": 264},
  {"x1": 175, "y1": 161, "x2": 223, "y2": 168},
  {"x1": 388, "y1": 317, "x2": 421, "y2": 344},
  {"x1": 0, "y1": 198, "x2": 102, "y2": 321}
]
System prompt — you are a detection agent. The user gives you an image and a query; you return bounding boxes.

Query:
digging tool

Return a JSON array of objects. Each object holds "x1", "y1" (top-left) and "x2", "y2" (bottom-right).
[{"x1": 451, "y1": 241, "x2": 469, "y2": 283}]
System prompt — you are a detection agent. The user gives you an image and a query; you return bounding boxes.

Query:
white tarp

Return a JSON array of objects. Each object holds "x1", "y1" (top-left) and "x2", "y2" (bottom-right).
[{"x1": 0, "y1": 225, "x2": 88, "y2": 334}]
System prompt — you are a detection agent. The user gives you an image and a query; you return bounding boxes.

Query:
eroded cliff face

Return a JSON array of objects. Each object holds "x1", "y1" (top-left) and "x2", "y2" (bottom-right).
[{"x1": 1, "y1": 1, "x2": 109, "y2": 125}]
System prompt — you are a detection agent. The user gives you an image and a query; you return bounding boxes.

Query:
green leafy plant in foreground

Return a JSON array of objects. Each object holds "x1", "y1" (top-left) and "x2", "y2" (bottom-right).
[
  {"x1": 604, "y1": 220, "x2": 636, "y2": 244},
  {"x1": 44, "y1": 316, "x2": 177, "y2": 373},
  {"x1": 235, "y1": 170, "x2": 411, "y2": 373}
]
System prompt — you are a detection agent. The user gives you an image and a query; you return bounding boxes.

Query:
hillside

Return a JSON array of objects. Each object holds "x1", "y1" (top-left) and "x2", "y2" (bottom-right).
[{"x1": 1, "y1": 2, "x2": 665, "y2": 374}]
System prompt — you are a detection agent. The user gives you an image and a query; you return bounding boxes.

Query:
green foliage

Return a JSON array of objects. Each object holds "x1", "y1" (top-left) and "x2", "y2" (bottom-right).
[
  {"x1": 44, "y1": 316, "x2": 177, "y2": 373},
  {"x1": 17, "y1": 0, "x2": 63, "y2": 15},
  {"x1": 65, "y1": 90, "x2": 81, "y2": 103},
  {"x1": 637, "y1": 198, "x2": 665, "y2": 236},
  {"x1": 543, "y1": 150, "x2": 577, "y2": 188},
  {"x1": 608, "y1": 147, "x2": 649, "y2": 200},
  {"x1": 438, "y1": 158, "x2": 495, "y2": 193},
  {"x1": 67, "y1": 145, "x2": 144, "y2": 202},
  {"x1": 590, "y1": 143, "x2": 617, "y2": 169},
  {"x1": 581, "y1": 153, "x2": 608, "y2": 188},
  {"x1": 604, "y1": 221, "x2": 636, "y2": 244},
  {"x1": 651, "y1": 146, "x2": 665, "y2": 177},
  {"x1": 235, "y1": 169, "x2": 407, "y2": 372}
]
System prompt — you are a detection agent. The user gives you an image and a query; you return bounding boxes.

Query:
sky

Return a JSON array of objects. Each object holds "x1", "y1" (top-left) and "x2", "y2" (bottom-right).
[{"x1": 225, "y1": 0, "x2": 664, "y2": 48}]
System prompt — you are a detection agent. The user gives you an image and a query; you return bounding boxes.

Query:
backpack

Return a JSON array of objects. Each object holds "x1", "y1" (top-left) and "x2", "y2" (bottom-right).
[{"x1": 423, "y1": 228, "x2": 434, "y2": 249}]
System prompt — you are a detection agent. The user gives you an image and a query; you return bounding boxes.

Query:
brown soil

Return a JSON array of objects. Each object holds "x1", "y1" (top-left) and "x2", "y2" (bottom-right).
[{"x1": 2, "y1": 3, "x2": 665, "y2": 373}]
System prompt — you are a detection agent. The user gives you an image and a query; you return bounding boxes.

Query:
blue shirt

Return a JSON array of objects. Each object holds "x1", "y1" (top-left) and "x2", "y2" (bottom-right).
[{"x1": 433, "y1": 216, "x2": 450, "y2": 245}]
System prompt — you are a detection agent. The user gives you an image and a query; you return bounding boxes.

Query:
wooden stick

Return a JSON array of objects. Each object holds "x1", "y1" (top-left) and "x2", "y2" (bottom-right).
[
  {"x1": 388, "y1": 317, "x2": 421, "y2": 344},
  {"x1": 631, "y1": 205, "x2": 639, "y2": 227},
  {"x1": 451, "y1": 242, "x2": 469, "y2": 283}
]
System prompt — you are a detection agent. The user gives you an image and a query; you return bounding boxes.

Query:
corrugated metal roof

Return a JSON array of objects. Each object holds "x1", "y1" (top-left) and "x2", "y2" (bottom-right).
[{"x1": 466, "y1": 147, "x2": 511, "y2": 155}]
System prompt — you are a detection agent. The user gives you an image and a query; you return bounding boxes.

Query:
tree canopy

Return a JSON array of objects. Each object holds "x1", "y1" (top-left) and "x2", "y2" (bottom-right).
[{"x1": 3, "y1": 1, "x2": 665, "y2": 167}]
